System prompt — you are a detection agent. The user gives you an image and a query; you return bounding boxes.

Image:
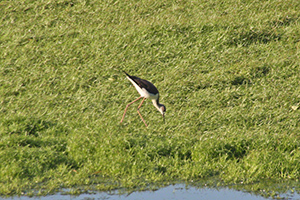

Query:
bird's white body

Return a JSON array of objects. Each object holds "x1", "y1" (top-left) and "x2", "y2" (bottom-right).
[{"x1": 126, "y1": 76, "x2": 159, "y2": 100}]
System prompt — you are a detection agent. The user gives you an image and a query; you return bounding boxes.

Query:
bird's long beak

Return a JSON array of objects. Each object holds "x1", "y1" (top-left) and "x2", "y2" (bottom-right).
[{"x1": 163, "y1": 113, "x2": 165, "y2": 123}]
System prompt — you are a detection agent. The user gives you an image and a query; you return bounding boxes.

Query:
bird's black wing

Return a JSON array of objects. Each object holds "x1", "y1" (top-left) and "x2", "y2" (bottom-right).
[
  {"x1": 123, "y1": 71, "x2": 159, "y2": 94},
  {"x1": 134, "y1": 77, "x2": 159, "y2": 94}
]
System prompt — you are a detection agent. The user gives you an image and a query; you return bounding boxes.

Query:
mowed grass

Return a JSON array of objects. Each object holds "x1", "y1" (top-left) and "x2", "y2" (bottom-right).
[{"x1": 1, "y1": 0, "x2": 300, "y2": 196}]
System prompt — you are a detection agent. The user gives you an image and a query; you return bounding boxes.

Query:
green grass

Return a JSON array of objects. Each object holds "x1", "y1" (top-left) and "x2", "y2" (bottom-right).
[{"x1": 1, "y1": 0, "x2": 300, "y2": 197}]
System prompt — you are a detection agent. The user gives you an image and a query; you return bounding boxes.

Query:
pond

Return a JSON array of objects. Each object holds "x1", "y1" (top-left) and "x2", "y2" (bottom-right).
[{"x1": 6, "y1": 184, "x2": 300, "y2": 200}]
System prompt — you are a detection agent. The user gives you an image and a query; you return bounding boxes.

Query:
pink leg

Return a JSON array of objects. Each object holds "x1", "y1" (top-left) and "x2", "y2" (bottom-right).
[
  {"x1": 120, "y1": 96, "x2": 143, "y2": 123},
  {"x1": 137, "y1": 98, "x2": 148, "y2": 127}
]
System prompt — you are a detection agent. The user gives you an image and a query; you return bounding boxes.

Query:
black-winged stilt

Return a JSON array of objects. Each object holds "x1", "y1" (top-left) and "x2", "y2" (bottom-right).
[{"x1": 120, "y1": 71, "x2": 166, "y2": 127}]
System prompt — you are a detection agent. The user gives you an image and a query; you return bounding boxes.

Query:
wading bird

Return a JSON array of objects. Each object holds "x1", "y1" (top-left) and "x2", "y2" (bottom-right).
[{"x1": 120, "y1": 71, "x2": 166, "y2": 127}]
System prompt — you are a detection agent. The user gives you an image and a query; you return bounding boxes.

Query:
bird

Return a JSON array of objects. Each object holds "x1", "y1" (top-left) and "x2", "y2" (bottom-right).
[{"x1": 120, "y1": 71, "x2": 166, "y2": 127}]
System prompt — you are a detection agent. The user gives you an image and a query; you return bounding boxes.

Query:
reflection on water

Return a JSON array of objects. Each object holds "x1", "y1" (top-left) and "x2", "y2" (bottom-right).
[
  {"x1": 5, "y1": 183, "x2": 300, "y2": 200},
  {"x1": 5, "y1": 184, "x2": 291, "y2": 200}
]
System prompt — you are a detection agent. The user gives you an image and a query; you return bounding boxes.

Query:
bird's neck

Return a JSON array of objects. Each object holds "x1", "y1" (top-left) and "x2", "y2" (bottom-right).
[{"x1": 152, "y1": 99, "x2": 161, "y2": 111}]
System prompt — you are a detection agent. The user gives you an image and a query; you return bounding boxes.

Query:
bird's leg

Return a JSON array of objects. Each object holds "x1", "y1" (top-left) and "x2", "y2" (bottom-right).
[
  {"x1": 120, "y1": 96, "x2": 143, "y2": 123},
  {"x1": 137, "y1": 97, "x2": 148, "y2": 127}
]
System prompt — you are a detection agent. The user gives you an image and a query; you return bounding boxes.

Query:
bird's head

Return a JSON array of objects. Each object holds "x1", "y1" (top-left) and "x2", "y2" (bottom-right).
[{"x1": 159, "y1": 104, "x2": 166, "y2": 117}]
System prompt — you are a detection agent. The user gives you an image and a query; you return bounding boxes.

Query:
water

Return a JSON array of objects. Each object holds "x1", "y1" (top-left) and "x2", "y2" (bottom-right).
[{"x1": 7, "y1": 184, "x2": 300, "y2": 200}]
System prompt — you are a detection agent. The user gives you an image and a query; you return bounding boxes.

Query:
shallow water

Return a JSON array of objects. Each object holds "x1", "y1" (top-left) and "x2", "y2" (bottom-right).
[{"x1": 7, "y1": 183, "x2": 300, "y2": 200}]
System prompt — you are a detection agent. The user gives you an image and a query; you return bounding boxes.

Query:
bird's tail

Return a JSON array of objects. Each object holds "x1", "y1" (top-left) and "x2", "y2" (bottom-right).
[{"x1": 122, "y1": 70, "x2": 130, "y2": 77}]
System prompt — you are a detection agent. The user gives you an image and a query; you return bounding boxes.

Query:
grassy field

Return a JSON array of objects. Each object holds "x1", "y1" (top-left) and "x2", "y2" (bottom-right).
[{"x1": 1, "y1": 0, "x2": 300, "y2": 196}]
